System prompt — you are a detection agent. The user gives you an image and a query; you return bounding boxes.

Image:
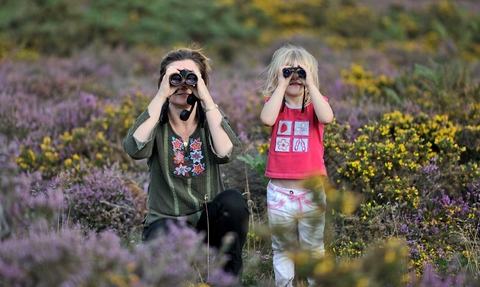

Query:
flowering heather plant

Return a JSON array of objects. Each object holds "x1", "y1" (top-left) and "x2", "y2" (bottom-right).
[
  {"x1": 405, "y1": 263, "x2": 479, "y2": 287},
  {"x1": 0, "y1": 227, "x2": 146, "y2": 287},
  {"x1": 92, "y1": 92, "x2": 152, "y2": 145},
  {"x1": 319, "y1": 108, "x2": 480, "y2": 281},
  {"x1": 1, "y1": 140, "x2": 228, "y2": 286},
  {"x1": 457, "y1": 106, "x2": 480, "y2": 163},
  {"x1": 291, "y1": 238, "x2": 409, "y2": 287},
  {"x1": 53, "y1": 91, "x2": 104, "y2": 132},
  {"x1": 1, "y1": 54, "x2": 117, "y2": 100},
  {"x1": 64, "y1": 163, "x2": 146, "y2": 239},
  {"x1": 0, "y1": 53, "x2": 127, "y2": 150},
  {"x1": 14, "y1": 91, "x2": 153, "y2": 177},
  {"x1": 328, "y1": 97, "x2": 396, "y2": 141},
  {"x1": 209, "y1": 69, "x2": 266, "y2": 143},
  {"x1": 135, "y1": 220, "x2": 236, "y2": 287},
  {"x1": 394, "y1": 179, "x2": 480, "y2": 274},
  {"x1": 0, "y1": 137, "x2": 65, "y2": 238},
  {"x1": 0, "y1": 88, "x2": 58, "y2": 146}
]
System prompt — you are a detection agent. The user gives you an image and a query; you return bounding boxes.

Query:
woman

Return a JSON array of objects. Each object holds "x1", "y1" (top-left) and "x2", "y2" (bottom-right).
[{"x1": 123, "y1": 47, "x2": 248, "y2": 277}]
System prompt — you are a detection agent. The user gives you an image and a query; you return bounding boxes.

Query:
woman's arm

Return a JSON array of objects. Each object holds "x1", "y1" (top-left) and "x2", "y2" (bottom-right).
[
  {"x1": 122, "y1": 109, "x2": 157, "y2": 160},
  {"x1": 133, "y1": 68, "x2": 178, "y2": 142},
  {"x1": 207, "y1": 110, "x2": 243, "y2": 163},
  {"x1": 193, "y1": 72, "x2": 237, "y2": 157}
]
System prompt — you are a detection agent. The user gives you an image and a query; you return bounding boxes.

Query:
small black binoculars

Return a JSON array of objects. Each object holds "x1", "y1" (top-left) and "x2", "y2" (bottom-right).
[
  {"x1": 282, "y1": 67, "x2": 306, "y2": 79},
  {"x1": 169, "y1": 69, "x2": 198, "y2": 86}
]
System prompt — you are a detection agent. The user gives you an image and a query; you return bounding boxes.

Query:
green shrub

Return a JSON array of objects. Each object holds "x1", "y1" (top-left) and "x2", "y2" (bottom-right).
[
  {"x1": 15, "y1": 92, "x2": 151, "y2": 177},
  {"x1": 340, "y1": 63, "x2": 398, "y2": 104},
  {"x1": 0, "y1": 0, "x2": 262, "y2": 59},
  {"x1": 393, "y1": 60, "x2": 480, "y2": 122},
  {"x1": 326, "y1": 2, "x2": 378, "y2": 39},
  {"x1": 331, "y1": 111, "x2": 478, "y2": 202}
]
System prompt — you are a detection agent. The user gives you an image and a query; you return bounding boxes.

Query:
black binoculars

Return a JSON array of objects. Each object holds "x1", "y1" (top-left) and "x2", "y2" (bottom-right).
[
  {"x1": 169, "y1": 69, "x2": 198, "y2": 86},
  {"x1": 282, "y1": 67, "x2": 306, "y2": 79}
]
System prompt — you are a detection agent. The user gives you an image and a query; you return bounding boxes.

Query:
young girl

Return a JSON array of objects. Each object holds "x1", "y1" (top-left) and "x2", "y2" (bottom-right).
[{"x1": 260, "y1": 44, "x2": 334, "y2": 287}]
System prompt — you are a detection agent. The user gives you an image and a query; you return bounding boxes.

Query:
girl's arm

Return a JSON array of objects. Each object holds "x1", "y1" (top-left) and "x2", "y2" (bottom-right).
[
  {"x1": 307, "y1": 85, "x2": 334, "y2": 124},
  {"x1": 260, "y1": 67, "x2": 290, "y2": 126},
  {"x1": 300, "y1": 64, "x2": 334, "y2": 124}
]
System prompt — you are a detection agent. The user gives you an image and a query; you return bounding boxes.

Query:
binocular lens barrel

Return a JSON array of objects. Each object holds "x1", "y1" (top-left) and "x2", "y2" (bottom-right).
[
  {"x1": 184, "y1": 73, "x2": 197, "y2": 85},
  {"x1": 282, "y1": 69, "x2": 292, "y2": 78},
  {"x1": 297, "y1": 69, "x2": 306, "y2": 78},
  {"x1": 282, "y1": 67, "x2": 306, "y2": 79},
  {"x1": 170, "y1": 74, "x2": 183, "y2": 86},
  {"x1": 169, "y1": 70, "x2": 198, "y2": 86}
]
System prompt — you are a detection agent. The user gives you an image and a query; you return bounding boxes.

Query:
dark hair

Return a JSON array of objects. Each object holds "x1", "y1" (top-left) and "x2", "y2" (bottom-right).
[{"x1": 157, "y1": 47, "x2": 211, "y2": 88}]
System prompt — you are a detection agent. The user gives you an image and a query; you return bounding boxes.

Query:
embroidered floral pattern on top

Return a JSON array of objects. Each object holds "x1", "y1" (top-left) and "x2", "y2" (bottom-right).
[{"x1": 172, "y1": 136, "x2": 205, "y2": 177}]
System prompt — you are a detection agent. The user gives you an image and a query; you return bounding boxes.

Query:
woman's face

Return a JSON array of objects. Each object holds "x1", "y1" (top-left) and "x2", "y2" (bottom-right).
[{"x1": 167, "y1": 60, "x2": 201, "y2": 108}]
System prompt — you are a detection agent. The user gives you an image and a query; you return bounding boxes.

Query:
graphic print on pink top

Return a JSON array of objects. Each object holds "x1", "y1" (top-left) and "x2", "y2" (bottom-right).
[
  {"x1": 275, "y1": 120, "x2": 309, "y2": 152},
  {"x1": 265, "y1": 102, "x2": 327, "y2": 179}
]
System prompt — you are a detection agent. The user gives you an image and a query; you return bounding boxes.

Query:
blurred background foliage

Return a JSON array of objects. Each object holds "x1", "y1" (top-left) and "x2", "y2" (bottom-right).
[
  {"x1": 2, "y1": 0, "x2": 480, "y2": 286},
  {"x1": 1, "y1": 0, "x2": 480, "y2": 61}
]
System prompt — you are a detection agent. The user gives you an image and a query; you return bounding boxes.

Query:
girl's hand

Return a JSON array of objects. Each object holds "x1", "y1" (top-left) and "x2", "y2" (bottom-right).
[
  {"x1": 297, "y1": 64, "x2": 315, "y2": 87},
  {"x1": 278, "y1": 65, "x2": 291, "y2": 87}
]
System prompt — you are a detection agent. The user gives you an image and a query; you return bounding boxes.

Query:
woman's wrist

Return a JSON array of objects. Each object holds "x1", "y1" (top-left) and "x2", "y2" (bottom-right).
[{"x1": 204, "y1": 104, "x2": 218, "y2": 113}]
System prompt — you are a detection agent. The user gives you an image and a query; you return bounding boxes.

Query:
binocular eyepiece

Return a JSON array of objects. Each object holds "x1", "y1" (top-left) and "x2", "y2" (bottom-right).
[
  {"x1": 169, "y1": 69, "x2": 198, "y2": 86},
  {"x1": 282, "y1": 67, "x2": 306, "y2": 79}
]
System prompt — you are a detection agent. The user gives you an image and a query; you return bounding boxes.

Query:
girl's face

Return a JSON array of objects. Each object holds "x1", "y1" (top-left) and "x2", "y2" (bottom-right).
[{"x1": 283, "y1": 61, "x2": 304, "y2": 98}]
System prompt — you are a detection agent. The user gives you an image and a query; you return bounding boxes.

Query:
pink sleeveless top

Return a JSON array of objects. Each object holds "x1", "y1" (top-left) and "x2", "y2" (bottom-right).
[{"x1": 265, "y1": 100, "x2": 327, "y2": 179}]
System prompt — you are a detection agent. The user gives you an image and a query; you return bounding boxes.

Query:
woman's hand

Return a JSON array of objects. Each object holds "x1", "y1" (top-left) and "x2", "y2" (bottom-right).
[
  {"x1": 157, "y1": 65, "x2": 190, "y2": 100},
  {"x1": 185, "y1": 70, "x2": 208, "y2": 102}
]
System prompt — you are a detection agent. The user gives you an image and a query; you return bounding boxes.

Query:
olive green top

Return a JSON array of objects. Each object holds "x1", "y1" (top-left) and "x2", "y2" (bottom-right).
[{"x1": 123, "y1": 108, "x2": 242, "y2": 227}]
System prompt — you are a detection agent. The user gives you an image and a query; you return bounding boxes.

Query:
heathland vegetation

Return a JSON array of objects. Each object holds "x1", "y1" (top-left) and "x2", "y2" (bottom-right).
[{"x1": 1, "y1": 0, "x2": 480, "y2": 286}]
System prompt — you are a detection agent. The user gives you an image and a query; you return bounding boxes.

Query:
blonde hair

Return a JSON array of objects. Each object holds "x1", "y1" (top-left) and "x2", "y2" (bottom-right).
[{"x1": 262, "y1": 44, "x2": 319, "y2": 96}]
